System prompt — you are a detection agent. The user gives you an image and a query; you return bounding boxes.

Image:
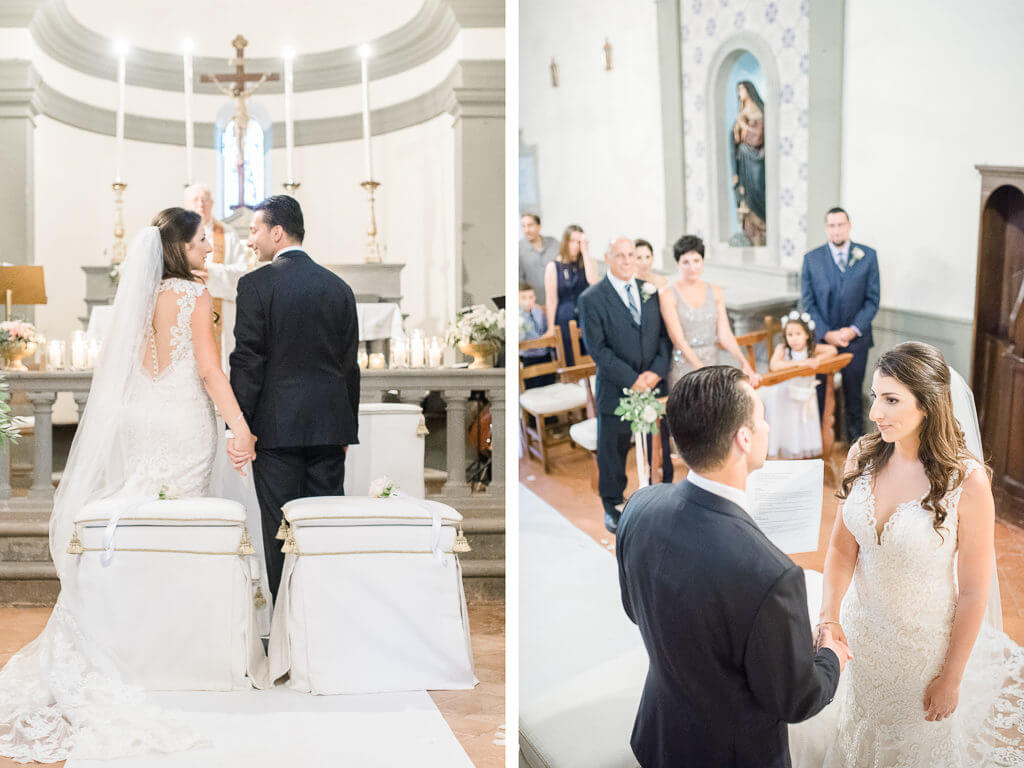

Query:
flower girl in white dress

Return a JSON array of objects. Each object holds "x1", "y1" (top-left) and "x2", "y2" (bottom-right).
[{"x1": 762, "y1": 312, "x2": 836, "y2": 458}]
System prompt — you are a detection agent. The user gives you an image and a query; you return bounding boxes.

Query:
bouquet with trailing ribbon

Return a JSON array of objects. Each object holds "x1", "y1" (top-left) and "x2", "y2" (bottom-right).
[{"x1": 615, "y1": 388, "x2": 666, "y2": 489}]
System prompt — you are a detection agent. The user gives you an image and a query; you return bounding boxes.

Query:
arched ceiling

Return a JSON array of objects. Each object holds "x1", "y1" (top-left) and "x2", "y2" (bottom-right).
[{"x1": 64, "y1": 0, "x2": 425, "y2": 57}]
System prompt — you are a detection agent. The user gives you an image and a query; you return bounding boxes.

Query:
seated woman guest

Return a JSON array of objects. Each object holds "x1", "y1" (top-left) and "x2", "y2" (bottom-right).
[
  {"x1": 544, "y1": 224, "x2": 599, "y2": 365},
  {"x1": 659, "y1": 234, "x2": 760, "y2": 391},
  {"x1": 634, "y1": 239, "x2": 667, "y2": 291}
]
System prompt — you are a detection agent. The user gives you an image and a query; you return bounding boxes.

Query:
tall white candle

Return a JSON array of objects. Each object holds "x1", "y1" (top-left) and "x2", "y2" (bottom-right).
[
  {"x1": 114, "y1": 42, "x2": 128, "y2": 183},
  {"x1": 182, "y1": 40, "x2": 194, "y2": 185},
  {"x1": 283, "y1": 48, "x2": 295, "y2": 182},
  {"x1": 359, "y1": 45, "x2": 373, "y2": 181}
]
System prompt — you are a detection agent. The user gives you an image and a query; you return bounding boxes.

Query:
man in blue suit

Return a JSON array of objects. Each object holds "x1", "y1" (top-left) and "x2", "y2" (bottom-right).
[
  {"x1": 800, "y1": 207, "x2": 880, "y2": 442},
  {"x1": 579, "y1": 237, "x2": 672, "y2": 533}
]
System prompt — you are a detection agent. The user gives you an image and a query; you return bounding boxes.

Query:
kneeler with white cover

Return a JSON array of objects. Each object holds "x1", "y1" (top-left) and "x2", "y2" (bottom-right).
[
  {"x1": 268, "y1": 496, "x2": 476, "y2": 694},
  {"x1": 344, "y1": 403, "x2": 427, "y2": 498},
  {"x1": 66, "y1": 497, "x2": 270, "y2": 691}
]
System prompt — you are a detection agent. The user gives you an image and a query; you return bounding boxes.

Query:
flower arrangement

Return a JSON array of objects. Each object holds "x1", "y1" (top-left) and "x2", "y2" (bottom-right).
[
  {"x1": 445, "y1": 305, "x2": 506, "y2": 348},
  {"x1": 0, "y1": 320, "x2": 42, "y2": 350},
  {"x1": 615, "y1": 388, "x2": 666, "y2": 436},
  {"x1": 369, "y1": 476, "x2": 399, "y2": 498},
  {"x1": 109, "y1": 261, "x2": 122, "y2": 286}
]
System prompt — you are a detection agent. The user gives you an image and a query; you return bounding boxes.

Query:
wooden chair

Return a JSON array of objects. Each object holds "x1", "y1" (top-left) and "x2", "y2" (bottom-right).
[
  {"x1": 519, "y1": 325, "x2": 589, "y2": 473},
  {"x1": 557, "y1": 321, "x2": 599, "y2": 488}
]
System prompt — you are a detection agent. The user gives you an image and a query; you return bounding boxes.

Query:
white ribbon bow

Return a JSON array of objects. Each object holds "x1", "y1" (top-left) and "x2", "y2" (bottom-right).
[{"x1": 393, "y1": 491, "x2": 446, "y2": 565}]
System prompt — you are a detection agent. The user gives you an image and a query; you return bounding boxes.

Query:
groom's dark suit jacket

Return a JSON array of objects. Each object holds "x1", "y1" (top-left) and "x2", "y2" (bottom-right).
[
  {"x1": 230, "y1": 249, "x2": 359, "y2": 449},
  {"x1": 617, "y1": 480, "x2": 840, "y2": 768}
]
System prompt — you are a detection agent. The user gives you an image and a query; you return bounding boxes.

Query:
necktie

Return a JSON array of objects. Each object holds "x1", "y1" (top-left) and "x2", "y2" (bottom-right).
[
  {"x1": 837, "y1": 250, "x2": 847, "y2": 272},
  {"x1": 625, "y1": 283, "x2": 641, "y2": 325}
]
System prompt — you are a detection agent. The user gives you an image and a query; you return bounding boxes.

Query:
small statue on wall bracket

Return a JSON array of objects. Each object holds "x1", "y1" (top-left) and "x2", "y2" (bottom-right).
[
  {"x1": 550, "y1": 58, "x2": 559, "y2": 87},
  {"x1": 603, "y1": 37, "x2": 613, "y2": 71}
]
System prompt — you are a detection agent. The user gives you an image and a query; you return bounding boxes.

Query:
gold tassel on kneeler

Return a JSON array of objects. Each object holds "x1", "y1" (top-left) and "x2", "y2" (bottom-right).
[
  {"x1": 66, "y1": 527, "x2": 84, "y2": 555},
  {"x1": 281, "y1": 527, "x2": 299, "y2": 555},
  {"x1": 275, "y1": 518, "x2": 289, "y2": 541},
  {"x1": 237, "y1": 528, "x2": 256, "y2": 556},
  {"x1": 416, "y1": 415, "x2": 429, "y2": 437},
  {"x1": 253, "y1": 585, "x2": 267, "y2": 609},
  {"x1": 454, "y1": 526, "x2": 471, "y2": 554}
]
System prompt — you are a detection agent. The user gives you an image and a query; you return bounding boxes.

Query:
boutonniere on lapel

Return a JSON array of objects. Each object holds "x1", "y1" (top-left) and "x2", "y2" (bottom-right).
[
  {"x1": 848, "y1": 246, "x2": 865, "y2": 268},
  {"x1": 640, "y1": 282, "x2": 657, "y2": 303}
]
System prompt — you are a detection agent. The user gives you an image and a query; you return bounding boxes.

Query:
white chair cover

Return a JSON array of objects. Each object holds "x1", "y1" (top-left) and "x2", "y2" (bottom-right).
[
  {"x1": 269, "y1": 496, "x2": 476, "y2": 694},
  {"x1": 70, "y1": 497, "x2": 269, "y2": 691}
]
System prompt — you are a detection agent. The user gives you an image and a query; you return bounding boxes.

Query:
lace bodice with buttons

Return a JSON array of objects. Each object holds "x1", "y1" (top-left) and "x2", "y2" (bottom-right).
[{"x1": 122, "y1": 278, "x2": 216, "y2": 498}]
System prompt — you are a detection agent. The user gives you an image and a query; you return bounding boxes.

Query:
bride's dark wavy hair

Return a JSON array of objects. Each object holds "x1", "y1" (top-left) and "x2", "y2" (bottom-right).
[
  {"x1": 837, "y1": 342, "x2": 978, "y2": 536},
  {"x1": 152, "y1": 207, "x2": 202, "y2": 282}
]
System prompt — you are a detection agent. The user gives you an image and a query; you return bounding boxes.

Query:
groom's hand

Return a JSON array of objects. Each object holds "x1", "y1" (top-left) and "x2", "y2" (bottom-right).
[{"x1": 818, "y1": 626, "x2": 852, "y2": 673}]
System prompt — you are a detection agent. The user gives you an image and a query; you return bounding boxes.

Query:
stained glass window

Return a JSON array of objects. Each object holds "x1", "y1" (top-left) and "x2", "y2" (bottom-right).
[{"x1": 220, "y1": 117, "x2": 265, "y2": 216}]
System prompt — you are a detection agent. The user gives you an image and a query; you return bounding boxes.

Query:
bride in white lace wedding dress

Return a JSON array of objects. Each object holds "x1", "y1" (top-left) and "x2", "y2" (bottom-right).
[
  {"x1": 0, "y1": 207, "x2": 259, "y2": 763},
  {"x1": 790, "y1": 342, "x2": 1024, "y2": 768}
]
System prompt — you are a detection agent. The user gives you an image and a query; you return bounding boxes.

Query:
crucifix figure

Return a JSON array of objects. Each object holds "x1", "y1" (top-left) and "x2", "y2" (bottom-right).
[
  {"x1": 202, "y1": 35, "x2": 280, "y2": 209},
  {"x1": 603, "y1": 37, "x2": 613, "y2": 71}
]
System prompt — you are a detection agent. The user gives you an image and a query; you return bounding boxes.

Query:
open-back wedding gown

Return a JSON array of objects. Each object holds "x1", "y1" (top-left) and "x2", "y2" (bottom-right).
[
  {"x1": 0, "y1": 227, "x2": 224, "y2": 762},
  {"x1": 791, "y1": 368, "x2": 1024, "y2": 767}
]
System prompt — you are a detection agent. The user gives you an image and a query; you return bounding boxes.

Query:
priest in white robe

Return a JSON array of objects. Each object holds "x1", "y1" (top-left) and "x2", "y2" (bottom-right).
[{"x1": 184, "y1": 183, "x2": 251, "y2": 370}]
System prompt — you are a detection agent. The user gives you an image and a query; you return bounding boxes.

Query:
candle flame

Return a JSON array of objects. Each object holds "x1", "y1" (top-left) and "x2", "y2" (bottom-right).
[
  {"x1": 358, "y1": 44, "x2": 372, "y2": 60},
  {"x1": 114, "y1": 39, "x2": 131, "y2": 56},
  {"x1": 181, "y1": 39, "x2": 195, "y2": 54},
  {"x1": 283, "y1": 46, "x2": 296, "y2": 61}
]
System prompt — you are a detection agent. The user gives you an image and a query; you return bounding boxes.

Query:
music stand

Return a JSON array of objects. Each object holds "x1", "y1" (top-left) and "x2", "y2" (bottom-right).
[{"x1": 0, "y1": 266, "x2": 47, "y2": 320}]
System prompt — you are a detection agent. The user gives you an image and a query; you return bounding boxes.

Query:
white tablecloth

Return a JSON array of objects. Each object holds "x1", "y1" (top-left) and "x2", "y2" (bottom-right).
[
  {"x1": 356, "y1": 302, "x2": 402, "y2": 341},
  {"x1": 90, "y1": 302, "x2": 401, "y2": 343}
]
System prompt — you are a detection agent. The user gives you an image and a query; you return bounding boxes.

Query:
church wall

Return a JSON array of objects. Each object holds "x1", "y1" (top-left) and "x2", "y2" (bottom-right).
[
  {"x1": 518, "y1": 0, "x2": 667, "y2": 262},
  {"x1": 839, "y1": 0, "x2": 1024, "y2": 323},
  {"x1": 33, "y1": 113, "x2": 456, "y2": 420}
]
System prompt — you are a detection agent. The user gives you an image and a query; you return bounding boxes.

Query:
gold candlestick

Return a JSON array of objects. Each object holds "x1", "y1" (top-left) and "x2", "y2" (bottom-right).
[
  {"x1": 283, "y1": 180, "x2": 301, "y2": 195},
  {"x1": 111, "y1": 181, "x2": 127, "y2": 264},
  {"x1": 360, "y1": 179, "x2": 383, "y2": 264}
]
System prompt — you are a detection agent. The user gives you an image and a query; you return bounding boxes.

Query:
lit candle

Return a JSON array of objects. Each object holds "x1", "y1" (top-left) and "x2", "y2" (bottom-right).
[
  {"x1": 283, "y1": 47, "x2": 296, "y2": 183},
  {"x1": 357, "y1": 346, "x2": 368, "y2": 370},
  {"x1": 47, "y1": 340, "x2": 64, "y2": 370},
  {"x1": 114, "y1": 41, "x2": 129, "y2": 183},
  {"x1": 358, "y1": 44, "x2": 374, "y2": 181},
  {"x1": 410, "y1": 330, "x2": 425, "y2": 368},
  {"x1": 182, "y1": 40, "x2": 194, "y2": 185},
  {"x1": 428, "y1": 337, "x2": 443, "y2": 368},
  {"x1": 390, "y1": 336, "x2": 408, "y2": 369},
  {"x1": 71, "y1": 331, "x2": 88, "y2": 370},
  {"x1": 368, "y1": 352, "x2": 386, "y2": 369}
]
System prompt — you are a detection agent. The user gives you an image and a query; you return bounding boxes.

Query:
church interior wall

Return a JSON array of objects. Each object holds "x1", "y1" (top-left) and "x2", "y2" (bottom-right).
[
  {"x1": 518, "y1": 0, "x2": 666, "y2": 263},
  {"x1": 839, "y1": 0, "x2": 1024, "y2": 324}
]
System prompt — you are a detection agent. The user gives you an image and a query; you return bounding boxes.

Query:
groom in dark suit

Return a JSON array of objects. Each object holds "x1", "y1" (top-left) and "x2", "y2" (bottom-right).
[
  {"x1": 617, "y1": 366, "x2": 849, "y2": 768},
  {"x1": 801, "y1": 207, "x2": 880, "y2": 441},
  {"x1": 578, "y1": 237, "x2": 671, "y2": 534},
  {"x1": 229, "y1": 195, "x2": 360, "y2": 598}
]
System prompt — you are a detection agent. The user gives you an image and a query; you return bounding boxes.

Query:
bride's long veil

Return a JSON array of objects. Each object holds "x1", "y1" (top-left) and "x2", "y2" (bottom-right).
[
  {"x1": 0, "y1": 228, "x2": 202, "y2": 762},
  {"x1": 947, "y1": 364, "x2": 1003, "y2": 633}
]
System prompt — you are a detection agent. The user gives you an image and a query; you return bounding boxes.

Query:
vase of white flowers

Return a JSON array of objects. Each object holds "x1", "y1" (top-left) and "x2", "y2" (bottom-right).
[{"x1": 446, "y1": 305, "x2": 505, "y2": 369}]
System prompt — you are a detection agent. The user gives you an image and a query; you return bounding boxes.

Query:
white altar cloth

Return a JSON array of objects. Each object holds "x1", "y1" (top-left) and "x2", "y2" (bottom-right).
[
  {"x1": 345, "y1": 403, "x2": 426, "y2": 498},
  {"x1": 356, "y1": 302, "x2": 402, "y2": 341},
  {"x1": 269, "y1": 496, "x2": 475, "y2": 695},
  {"x1": 71, "y1": 497, "x2": 269, "y2": 691}
]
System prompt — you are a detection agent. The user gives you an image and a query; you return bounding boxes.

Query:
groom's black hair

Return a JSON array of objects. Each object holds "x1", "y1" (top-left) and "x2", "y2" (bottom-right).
[
  {"x1": 254, "y1": 195, "x2": 304, "y2": 243},
  {"x1": 667, "y1": 366, "x2": 754, "y2": 472}
]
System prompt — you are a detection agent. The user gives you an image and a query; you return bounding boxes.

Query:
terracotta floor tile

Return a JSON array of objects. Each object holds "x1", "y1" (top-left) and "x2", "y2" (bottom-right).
[{"x1": 0, "y1": 601, "x2": 504, "y2": 767}]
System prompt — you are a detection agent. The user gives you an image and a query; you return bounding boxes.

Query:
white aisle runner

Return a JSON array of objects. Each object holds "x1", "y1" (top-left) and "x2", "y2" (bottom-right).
[
  {"x1": 68, "y1": 689, "x2": 474, "y2": 767},
  {"x1": 519, "y1": 485, "x2": 647, "y2": 768}
]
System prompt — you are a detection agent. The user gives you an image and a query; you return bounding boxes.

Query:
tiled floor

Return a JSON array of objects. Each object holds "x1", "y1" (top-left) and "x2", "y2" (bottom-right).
[
  {"x1": 521, "y1": 442, "x2": 1024, "y2": 645},
  {"x1": 0, "y1": 601, "x2": 505, "y2": 768}
]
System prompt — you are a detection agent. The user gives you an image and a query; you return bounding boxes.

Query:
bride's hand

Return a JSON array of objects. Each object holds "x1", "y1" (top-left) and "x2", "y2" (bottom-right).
[
  {"x1": 816, "y1": 619, "x2": 848, "y2": 647},
  {"x1": 923, "y1": 674, "x2": 960, "y2": 721}
]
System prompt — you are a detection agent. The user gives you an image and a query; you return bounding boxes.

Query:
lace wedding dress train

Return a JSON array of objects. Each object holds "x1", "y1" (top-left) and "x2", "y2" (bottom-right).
[
  {"x1": 0, "y1": 232, "x2": 221, "y2": 762},
  {"x1": 791, "y1": 459, "x2": 1024, "y2": 768}
]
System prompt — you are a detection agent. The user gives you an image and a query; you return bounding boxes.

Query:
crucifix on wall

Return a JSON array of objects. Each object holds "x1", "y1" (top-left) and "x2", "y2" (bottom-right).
[
  {"x1": 603, "y1": 37, "x2": 613, "y2": 71},
  {"x1": 202, "y1": 35, "x2": 280, "y2": 210}
]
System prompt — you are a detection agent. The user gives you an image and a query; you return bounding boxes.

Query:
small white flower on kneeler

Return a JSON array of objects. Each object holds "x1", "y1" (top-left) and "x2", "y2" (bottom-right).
[{"x1": 369, "y1": 476, "x2": 398, "y2": 498}]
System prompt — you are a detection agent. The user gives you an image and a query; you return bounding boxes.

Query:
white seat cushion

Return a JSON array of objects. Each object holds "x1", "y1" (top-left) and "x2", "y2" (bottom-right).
[
  {"x1": 520, "y1": 382, "x2": 587, "y2": 415},
  {"x1": 283, "y1": 496, "x2": 462, "y2": 527},
  {"x1": 569, "y1": 417, "x2": 598, "y2": 452},
  {"x1": 75, "y1": 496, "x2": 246, "y2": 526}
]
